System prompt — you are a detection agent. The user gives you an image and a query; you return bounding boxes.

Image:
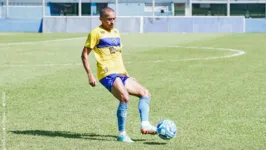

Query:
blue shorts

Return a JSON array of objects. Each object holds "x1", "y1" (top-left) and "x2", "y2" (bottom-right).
[{"x1": 99, "y1": 74, "x2": 129, "y2": 92}]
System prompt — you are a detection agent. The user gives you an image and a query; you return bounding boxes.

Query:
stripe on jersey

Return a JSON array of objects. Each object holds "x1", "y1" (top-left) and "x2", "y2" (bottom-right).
[{"x1": 97, "y1": 37, "x2": 121, "y2": 48}]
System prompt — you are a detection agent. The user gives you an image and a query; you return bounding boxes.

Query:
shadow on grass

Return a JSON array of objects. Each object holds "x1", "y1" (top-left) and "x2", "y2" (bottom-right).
[
  {"x1": 143, "y1": 142, "x2": 167, "y2": 145},
  {"x1": 11, "y1": 130, "x2": 116, "y2": 141},
  {"x1": 11, "y1": 130, "x2": 147, "y2": 142}
]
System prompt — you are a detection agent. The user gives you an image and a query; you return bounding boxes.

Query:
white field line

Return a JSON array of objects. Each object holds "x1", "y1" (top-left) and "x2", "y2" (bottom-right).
[
  {"x1": 176, "y1": 46, "x2": 245, "y2": 60},
  {"x1": 1, "y1": 91, "x2": 6, "y2": 150},
  {"x1": 0, "y1": 63, "x2": 81, "y2": 67},
  {"x1": 0, "y1": 37, "x2": 85, "y2": 46},
  {"x1": 165, "y1": 45, "x2": 245, "y2": 61},
  {"x1": 0, "y1": 38, "x2": 246, "y2": 67},
  {"x1": 125, "y1": 45, "x2": 246, "y2": 64}
]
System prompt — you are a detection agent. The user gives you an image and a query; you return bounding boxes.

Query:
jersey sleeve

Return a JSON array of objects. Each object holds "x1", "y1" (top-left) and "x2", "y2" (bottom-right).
[{"x1": 84, "y1": 31, "x2": 98, "y2": 49}]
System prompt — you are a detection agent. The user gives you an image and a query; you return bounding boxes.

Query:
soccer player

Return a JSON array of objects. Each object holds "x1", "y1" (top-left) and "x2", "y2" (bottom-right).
[{"x1": 81, "y1": 7, "x2": 156, "y2": 143}]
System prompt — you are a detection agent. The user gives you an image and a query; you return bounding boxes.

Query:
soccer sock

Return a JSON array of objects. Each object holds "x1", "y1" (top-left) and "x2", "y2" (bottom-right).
[
  {"x1": 117, "y1": 102, "x2": 128, "y2": 134},
  {"x1": 138, "y1": 97, "x2": 151, "y2": 124}
]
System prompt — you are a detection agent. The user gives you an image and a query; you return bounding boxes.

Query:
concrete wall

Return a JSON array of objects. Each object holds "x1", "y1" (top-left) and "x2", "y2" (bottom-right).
[
  {"x1": 0, "y1": 18, "x2": 265, "y2": 33},
  {"x1": 0, "y1": 19, "x2": 42, "y2": 32},
  {"x1": 42, "y1": 17, "x2": 244, "y2": 33},
  {"x1": 245, "y1": 19, "x2": 266, "y2": 32}
]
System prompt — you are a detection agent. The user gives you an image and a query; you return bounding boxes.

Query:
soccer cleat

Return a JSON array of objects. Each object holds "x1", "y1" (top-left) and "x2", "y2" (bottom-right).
[
  {"x1": 141, "y1": 123, "x2": 157, "y2": 135},
  {"x1": 117, "y1": 135, "x2": 134, "y2": 143}
]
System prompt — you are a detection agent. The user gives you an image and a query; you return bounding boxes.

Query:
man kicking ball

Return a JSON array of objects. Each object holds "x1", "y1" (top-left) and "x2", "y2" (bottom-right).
[{"x1": 81, "y1": 7, "x2": 157, "y2": 143}]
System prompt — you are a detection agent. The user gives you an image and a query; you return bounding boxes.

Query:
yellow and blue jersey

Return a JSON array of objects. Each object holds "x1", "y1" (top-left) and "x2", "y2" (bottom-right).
[{"x1": 84, "y1": 26, "x2": 127, "y2": 80}]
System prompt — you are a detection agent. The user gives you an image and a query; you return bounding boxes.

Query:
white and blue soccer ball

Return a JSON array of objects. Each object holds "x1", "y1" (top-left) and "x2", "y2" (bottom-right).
[{"x1": 157, "y1": 119, "x2": 177, "y2": 140}]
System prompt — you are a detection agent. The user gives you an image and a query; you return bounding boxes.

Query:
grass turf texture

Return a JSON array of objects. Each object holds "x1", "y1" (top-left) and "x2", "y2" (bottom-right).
[{"x1": 0, "y1": 33, "x2": 265, "y2": 149}]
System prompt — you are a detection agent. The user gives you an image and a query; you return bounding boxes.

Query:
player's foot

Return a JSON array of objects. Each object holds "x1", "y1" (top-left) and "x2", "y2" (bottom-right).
[
  {"x1": 141, "y1": 123, "x2": 157, "y2": 135},
  {"x1": 117, "y1": 134, "x2": 134, "y2": 143}
]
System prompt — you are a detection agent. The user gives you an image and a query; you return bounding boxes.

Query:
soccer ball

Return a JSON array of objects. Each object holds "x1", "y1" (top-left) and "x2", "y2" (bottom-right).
[{"x1": 157, "y1": 119, "x2": 177, "y2": 140}]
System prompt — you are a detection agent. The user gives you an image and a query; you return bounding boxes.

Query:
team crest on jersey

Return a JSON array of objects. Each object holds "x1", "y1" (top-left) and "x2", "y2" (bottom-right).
[
  {"x1": 113, "y1": 30, "x2": 118, "y2": 34},
  {"x1": 112, "y1": 39, "x2": 118, "y2": 45},
  {"x1": 109, "y1": 47, "x2": 121, "y2": 54},
  {"x1": 109, "y1": 47, "x2": 116, "y2": 54},
  {"x1": 100, "y1": 30, "x2": 105, "y2": 34}
]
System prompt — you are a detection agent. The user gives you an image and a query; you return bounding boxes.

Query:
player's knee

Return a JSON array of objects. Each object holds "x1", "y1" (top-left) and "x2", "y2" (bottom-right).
[
  {"x1": 140, "y1": 89, "x2": 150, "y2": 98},
  {"x1": 120, "y1": 92, "x2": 130, "y2": 103}
]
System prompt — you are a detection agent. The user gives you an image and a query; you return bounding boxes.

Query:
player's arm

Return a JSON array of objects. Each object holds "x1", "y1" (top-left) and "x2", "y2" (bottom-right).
[
  {"x1": 81, "y1": 47, "x2": 96, "y2": 87},
  {"x1": 81, "y1": 32, "x2": 98, "y2": 87}
]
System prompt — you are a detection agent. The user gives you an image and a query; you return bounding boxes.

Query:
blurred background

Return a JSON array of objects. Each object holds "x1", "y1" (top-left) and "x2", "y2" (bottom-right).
[{"x1": 0, "y1": 0, "x2": 265, "y2": 32}]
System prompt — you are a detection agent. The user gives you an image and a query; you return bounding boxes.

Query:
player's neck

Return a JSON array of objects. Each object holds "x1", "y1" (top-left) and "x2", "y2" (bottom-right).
[{"x1": 100, "y1": 25, "x2": 112, "y2": 32}]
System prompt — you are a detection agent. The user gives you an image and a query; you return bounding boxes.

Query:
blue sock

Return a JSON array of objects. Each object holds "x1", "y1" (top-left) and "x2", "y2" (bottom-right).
[
  {"x1": 117, "y1": 102, "x2": 128, "y2": 132},
  {"x1": 138, "y1": 97, "x2": 150, "y2": 122}
]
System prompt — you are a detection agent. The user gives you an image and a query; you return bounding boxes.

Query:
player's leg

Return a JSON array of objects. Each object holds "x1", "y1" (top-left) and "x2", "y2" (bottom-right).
[
  {"x1": 125, "y1": 77, "x2": 157, "y2": 135},
  {"x1": 110, "y1": 77, "x2": 133, "y2": 142}
]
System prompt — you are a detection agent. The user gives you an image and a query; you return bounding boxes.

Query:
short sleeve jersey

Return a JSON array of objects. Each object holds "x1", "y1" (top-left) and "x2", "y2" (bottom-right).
[{"x1": 84, "y1": 26, "x2": 127, "y2": 80}]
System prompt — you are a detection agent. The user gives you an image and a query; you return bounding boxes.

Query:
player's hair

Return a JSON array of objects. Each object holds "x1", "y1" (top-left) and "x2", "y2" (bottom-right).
[{"x1": 100, "y1": 7, "x2": 115, "y2": 17}]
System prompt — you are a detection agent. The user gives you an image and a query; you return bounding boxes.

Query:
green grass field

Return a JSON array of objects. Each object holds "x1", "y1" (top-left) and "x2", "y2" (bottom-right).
[{"x1": 0, "y1": 33, "x2": 265, "y2": 150}]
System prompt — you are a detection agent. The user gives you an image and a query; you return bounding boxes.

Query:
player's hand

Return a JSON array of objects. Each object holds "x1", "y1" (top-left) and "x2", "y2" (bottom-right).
[{"x1": 88, "y1": 74, "x2": 96, "y2": 87}]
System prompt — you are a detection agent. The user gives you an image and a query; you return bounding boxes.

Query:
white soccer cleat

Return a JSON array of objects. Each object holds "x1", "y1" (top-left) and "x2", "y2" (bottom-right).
[
  {"x1": 141, "y1": 123, "x2": 157, "y2": 135},
  {"x1": 117, "y1": 134, "x2": 134, "y2": 143}
]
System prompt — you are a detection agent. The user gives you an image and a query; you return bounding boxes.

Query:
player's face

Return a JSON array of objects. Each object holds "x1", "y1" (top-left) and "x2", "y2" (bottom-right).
[{"x1": 101, "y1": 11, "x2": 116, "y2": 31}]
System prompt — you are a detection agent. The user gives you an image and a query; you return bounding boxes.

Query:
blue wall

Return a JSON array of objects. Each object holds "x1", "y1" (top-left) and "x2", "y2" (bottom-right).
[
  {"x1": 0, "y1": 16, "x2": 266, "y2": 33},
  {"x1": 0, "y1": 18, "x2": 265, "y2": 33},
  {"x1": 0, "y1": 19, "x2": 42, "y2": 32},
  {"x1": 1, "y1": 6, "x2": 50, "y2": 19},
  {"x1": 246, "y1": 19, "x2": 266, "y2": 32}
]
